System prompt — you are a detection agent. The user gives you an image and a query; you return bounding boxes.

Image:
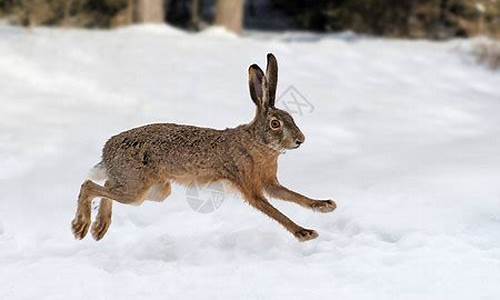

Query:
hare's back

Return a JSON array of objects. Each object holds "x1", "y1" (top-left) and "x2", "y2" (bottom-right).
[{"x1": 101, "y1": 123, "x2": 224, "y2": 178}]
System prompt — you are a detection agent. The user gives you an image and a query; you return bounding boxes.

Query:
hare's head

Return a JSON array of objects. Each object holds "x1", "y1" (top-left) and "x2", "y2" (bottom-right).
[{"x1": 248, "y1": 54, "x2": 305, "y2": 151}]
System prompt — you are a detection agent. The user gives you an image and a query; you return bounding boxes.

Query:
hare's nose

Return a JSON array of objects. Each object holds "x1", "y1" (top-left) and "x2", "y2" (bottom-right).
[{"x1": 295, "y1": 136, "x2": 305, "y2": 146}]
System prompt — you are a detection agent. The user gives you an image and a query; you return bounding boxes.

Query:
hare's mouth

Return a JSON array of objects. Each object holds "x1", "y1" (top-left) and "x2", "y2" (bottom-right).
[{"x1": 284, "y1": 144, "x2": 300, "y2": 150}]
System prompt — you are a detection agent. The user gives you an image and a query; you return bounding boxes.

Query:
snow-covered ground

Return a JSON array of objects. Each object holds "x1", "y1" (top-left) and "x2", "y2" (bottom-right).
[{"x1": 1, "y1": 24, "x2": 499, "y2": 299}]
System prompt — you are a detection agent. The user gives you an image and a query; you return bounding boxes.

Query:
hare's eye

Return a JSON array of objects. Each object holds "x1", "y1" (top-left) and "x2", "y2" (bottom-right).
[{"x1": 270, "y1": 119, "x2": 281, "y2": 130}]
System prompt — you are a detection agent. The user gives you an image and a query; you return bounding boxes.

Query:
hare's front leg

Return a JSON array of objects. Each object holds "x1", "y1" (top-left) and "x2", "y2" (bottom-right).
[
  {"x1": 243, "y1": 191, "x2": 318, "y2": 242},
  {"x1": 265, "y1": 182, "x2": 336, "y2": 213}
]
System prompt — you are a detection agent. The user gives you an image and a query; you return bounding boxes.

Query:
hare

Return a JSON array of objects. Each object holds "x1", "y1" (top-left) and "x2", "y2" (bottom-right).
[{"x1": 71, "y1": 53, "x2": 336, "y2": 242}]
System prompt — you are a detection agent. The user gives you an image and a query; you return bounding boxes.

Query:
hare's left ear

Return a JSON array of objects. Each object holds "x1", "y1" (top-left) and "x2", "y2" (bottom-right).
[
  {"x1": 248, "y1": 64, "x2": 268, "y2": 111},
  {"x1": 265, "y1": 53, "x2": 278, "y2": 107}
]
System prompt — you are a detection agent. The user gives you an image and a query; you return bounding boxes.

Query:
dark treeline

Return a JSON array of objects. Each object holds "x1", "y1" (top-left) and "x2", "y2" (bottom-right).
[
  {"x1": 274, "y1": 0, "x2": 500, "y2": 39},
  {"x1": 0, "y1": 0, "x2": 499, "y2": 39}
]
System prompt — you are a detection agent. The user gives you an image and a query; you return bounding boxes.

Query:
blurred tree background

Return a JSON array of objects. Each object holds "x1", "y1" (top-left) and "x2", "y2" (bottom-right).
[
  {"x1": 0, "y1": 0, "x2": 498, "y2": 39},
  {"x1": 273, "y1": 0, "x2": 500, "y2": 38}
]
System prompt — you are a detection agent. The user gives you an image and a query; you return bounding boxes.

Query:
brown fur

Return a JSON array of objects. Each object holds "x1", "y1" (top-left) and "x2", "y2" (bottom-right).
[{"x1": 71, "y1": 53, "x2": 336, "y2": 242}]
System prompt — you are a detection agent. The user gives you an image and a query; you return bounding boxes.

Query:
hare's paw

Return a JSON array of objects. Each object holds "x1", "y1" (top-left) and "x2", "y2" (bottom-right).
[
  {"x1": 311, "y1": 200, "x2": 337, "y2": 213},
  {"x1": 71, "y1": 215, "x2": 91, "y2": 240},
  {"x1": 91, "y1": 216, "x2": 111, "y2": 241},
  {"x1": 294, "y1": 228, "x2": 318, "y2": 242}
]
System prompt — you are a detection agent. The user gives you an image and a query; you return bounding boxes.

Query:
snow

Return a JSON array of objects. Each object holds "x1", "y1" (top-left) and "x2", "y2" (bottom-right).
[{"x1": 1, "y1": 24, "x2": 499, "y2": 299}]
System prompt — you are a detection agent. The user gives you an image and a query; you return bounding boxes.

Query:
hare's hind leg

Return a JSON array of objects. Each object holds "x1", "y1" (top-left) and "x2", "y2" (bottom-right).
[
  {"x1": 146, "y1": 181, "x2": 172, "y2": 202},
  {"x1": 72, "y1": 179, "x2": 152, "y2": 239},
  {"x1": 89, "y1": 181, "x2": 170, "y2": 240},
  {"x1": 80, "y1": 179, "x2": 152, "y2": 205},
  {"x1": 71, "y1": 180, "x2": 95, "y2": 240},
  {"x1": 91, "y1": 198, "x2": 112, "y2": 240},
  {"x1": 91, "y1": 181, "x2": 113, "y2": 241}
]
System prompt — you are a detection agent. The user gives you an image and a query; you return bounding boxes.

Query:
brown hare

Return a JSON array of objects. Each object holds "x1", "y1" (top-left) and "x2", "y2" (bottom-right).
[{"x1": 71, "y1": 53, "x2": 336, "y2": 242}]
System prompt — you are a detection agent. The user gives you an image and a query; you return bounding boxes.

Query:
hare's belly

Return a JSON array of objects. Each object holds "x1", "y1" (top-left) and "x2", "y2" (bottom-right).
[{"x1": 164, "y1": 167, "x2": 223, "y2": 186}]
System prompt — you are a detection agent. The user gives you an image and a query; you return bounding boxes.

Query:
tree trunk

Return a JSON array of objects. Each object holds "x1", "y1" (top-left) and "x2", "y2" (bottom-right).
[
  {"x1": 215, "y1": 0, "x2": 244, "y2": 34},
  {"x1": 63, "y1": 0, "x2": 74, "y2": 27},
  {"x1": 190, "y1": 0, "x2": 200, "y2": 30},
  {"x1": 439, "y1": 0, "x2": 448, "y2": 25},
  {"x1": 133, "y1": 0, "x2": 165, "y2": 23}
]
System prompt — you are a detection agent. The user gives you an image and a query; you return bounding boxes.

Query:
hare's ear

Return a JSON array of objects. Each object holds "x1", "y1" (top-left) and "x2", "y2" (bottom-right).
[
  {"x1": 248, "y1": 64, "x2": 266, "y2": 109},
  {"x1": 265, "y1": 53, "x2": 278, "y2": 107}
]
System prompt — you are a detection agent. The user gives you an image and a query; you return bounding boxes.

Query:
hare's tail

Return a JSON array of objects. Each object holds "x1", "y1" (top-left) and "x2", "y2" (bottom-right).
[{"x1": 87, "y1": 161, "x2": 108, "y2": 182}]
